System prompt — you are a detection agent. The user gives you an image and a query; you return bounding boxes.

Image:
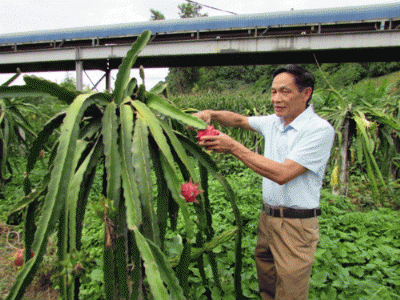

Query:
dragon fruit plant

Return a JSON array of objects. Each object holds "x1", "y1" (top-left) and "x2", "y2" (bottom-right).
[{"x1": 0, "y1": 30, "x2": 244, "y2": 300}]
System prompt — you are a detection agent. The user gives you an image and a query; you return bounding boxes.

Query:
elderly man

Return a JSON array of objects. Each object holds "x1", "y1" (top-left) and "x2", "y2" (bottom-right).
[{"x1": 195, "y1": 64, "x2": 335, "y2": 300}]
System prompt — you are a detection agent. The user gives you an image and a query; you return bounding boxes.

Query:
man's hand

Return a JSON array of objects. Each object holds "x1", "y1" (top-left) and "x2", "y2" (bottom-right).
[
  {"x1": 188, "y1": 110, "x2": 212, "y2": 131},
  {"x1": 198, "y1": 133, "x2": 237, "y2": 153},
  {"x1": 191, "y1": 110, "x2": 254, "y2": 131},
  {"x1": 193, "y1": 110, "x2": 212, "y2": 125}
]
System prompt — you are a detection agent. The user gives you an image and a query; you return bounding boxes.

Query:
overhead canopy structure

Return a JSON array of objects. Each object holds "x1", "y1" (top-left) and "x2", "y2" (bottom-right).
[{"x1": 1, "y1": 2, "x2": 400, "y2": 90}]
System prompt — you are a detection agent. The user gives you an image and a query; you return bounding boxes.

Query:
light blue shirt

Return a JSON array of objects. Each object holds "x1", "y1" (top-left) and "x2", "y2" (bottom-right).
[{"x1": 248, "y1": 105, "x2": 335, "y2": 209}]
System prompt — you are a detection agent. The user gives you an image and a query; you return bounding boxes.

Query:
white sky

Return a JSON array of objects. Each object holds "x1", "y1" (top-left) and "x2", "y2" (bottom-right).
[{"x1": 0, "y1": 0, "x2": 398, "y2": 90}]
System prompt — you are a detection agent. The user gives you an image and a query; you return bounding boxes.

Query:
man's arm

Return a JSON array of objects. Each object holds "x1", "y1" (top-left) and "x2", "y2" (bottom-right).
[
  {"x1": 195, "y1": 110, "x2": 307, "y2": 185},
  {"x1": 194, "y1": 110, "x2": 254, "y2": 131},
  {"x1": 199, "y1": 135, "x2": 307, "y2": 185}
]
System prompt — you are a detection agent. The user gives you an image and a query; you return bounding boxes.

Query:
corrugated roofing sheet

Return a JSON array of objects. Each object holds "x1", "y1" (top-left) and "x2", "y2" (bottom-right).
[{"x1": 1, "y1": 2, "x2": 399, "y2": 45}]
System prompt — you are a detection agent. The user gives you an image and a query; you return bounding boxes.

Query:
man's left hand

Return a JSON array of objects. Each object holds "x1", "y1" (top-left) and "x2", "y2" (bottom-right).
[{"x1": 198, "y1": 133, "x2": 236, "y2": 153}]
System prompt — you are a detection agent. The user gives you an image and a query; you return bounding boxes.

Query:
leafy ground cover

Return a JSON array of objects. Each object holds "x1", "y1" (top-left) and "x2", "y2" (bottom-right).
[{"x1": 311, "y1": 191, "x2": 400, "y2": 300}]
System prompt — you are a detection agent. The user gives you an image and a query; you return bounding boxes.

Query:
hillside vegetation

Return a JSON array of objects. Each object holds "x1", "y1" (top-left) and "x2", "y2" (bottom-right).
[{"x1": 165, "y1": 62, "x2": 400, "y2": 95}]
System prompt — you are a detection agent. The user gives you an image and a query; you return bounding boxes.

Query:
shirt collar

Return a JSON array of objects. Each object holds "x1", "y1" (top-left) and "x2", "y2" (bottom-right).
[{"x1": 275, "y1": 105, "x2": 315, "y2": 132}]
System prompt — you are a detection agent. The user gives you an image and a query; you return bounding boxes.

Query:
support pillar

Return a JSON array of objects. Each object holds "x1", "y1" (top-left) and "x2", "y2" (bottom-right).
[
  {"x1": 75, "y1": 48, "x2": 83, "y2": 91},
  {"x1": 75, "y1": 60, "x2": 83, "y2": 92},
  {"x1": 105, "y1": 68, "x2": 111, "y2": 92},
  {"x1": 105, "y1": 60, "x2": 112, "y2": 92}
]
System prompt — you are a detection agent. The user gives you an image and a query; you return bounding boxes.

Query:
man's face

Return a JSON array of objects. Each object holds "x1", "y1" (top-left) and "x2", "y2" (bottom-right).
[{"x1": 270, "y1": 72, "x2": 311, "y2": 125}]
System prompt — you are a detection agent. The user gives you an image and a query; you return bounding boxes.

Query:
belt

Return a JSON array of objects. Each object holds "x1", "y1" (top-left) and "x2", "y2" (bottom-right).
[{"x1": 262, "y1": 203, "x2": 321, "y2": 219}]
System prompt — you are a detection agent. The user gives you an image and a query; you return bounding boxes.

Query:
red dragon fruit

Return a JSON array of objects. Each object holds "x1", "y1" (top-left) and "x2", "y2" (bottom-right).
[
  {"x1": 181, "y1": 179, "x2": 203, "y2": 203},
  {"x1": 14, "y1": 248, "x2": 33, "y2": 266},
  {"x1": 197, "y1": 125, "x2": 220, "y2": 142}
]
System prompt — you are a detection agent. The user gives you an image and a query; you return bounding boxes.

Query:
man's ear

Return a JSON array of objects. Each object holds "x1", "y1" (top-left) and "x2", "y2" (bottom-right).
[
  {"x1": 303, "y1": 87, "x2": 312, "y2": 102},
  {"x1": 304, "y1": 87, "x2": 312, "y2": 97}
]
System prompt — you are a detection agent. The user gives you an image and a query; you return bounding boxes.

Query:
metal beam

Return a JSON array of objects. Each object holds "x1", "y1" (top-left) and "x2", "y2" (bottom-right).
[{"x1": 1, "y1": 30, "x2": 400, "y2": 74}]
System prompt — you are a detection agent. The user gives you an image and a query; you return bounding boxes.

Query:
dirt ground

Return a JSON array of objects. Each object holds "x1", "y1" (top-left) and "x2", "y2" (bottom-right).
[{"x1": 0, "y1": 223, "x2": 59, "y2": 300}]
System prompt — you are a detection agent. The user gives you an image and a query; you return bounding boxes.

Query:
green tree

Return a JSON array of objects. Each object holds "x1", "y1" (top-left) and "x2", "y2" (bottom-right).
[
  {"x1": 166, "y1": 2, "x2": 208, "y2": 95},
  {"x1": 364, "y1": 62, "x2": 400, "y2": 78},
  {"x1": 166, "y1": 66, "x2": 204, "y2": 95},
  {"x1": 178, "y1": 2, "x2": 208, "y2": 18},
  {"x1": 60, "y1": 75, "x2": 77, "y2": 91},
  {"x1": 150, "y1": 8, "x2": 165, "y2": 20}
]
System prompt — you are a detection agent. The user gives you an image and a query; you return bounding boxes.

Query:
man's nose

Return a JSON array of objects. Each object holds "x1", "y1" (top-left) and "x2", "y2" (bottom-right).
[{"x1": 271, "y1": 93, "x2": 281, "y2": 102}]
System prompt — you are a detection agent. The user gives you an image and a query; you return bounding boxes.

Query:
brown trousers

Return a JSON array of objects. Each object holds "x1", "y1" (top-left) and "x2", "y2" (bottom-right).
[{"x1": 255, "y1": 210, "x2": 319, "y2": 300}]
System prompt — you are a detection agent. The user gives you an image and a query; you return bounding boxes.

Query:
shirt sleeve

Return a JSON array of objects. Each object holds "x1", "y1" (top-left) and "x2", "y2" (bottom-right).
[
  {"x1": 248, "y1": 116, "x2": 273, "y2": 135},
  {"x1": 287, "y1": 122, "x2": 335, "y2": 178}
]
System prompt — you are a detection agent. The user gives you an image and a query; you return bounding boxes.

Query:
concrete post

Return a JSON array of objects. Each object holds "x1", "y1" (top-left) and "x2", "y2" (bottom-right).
[
  {"x1": 75, "y1": 60, "x2": 83, "y2": 91},
  {"x1": 75, "y1": 48, "x2": 83, "y2": 91}
]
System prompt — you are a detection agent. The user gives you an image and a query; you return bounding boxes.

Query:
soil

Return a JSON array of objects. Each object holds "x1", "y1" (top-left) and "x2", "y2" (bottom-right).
[{"x1": 0, "y1": 223, "x2": 59, "y2": 300}]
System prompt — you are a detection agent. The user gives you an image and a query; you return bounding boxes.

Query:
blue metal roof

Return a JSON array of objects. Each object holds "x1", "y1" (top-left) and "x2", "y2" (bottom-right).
[{"x1": 1, "y1": 2, "x2": 400, "y2": 45}]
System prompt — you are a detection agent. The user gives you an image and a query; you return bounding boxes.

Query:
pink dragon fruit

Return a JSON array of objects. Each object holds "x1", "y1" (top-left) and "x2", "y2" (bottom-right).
[
  {"x1": 197, "y1": 125, "x2": 220, "y2": 142},
  {"x1": 14, "y1": 248, "x2": 34, "y2": 266},
  {"x1": 181, "y1": 179, "x2": 203, "y2": 203}
]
